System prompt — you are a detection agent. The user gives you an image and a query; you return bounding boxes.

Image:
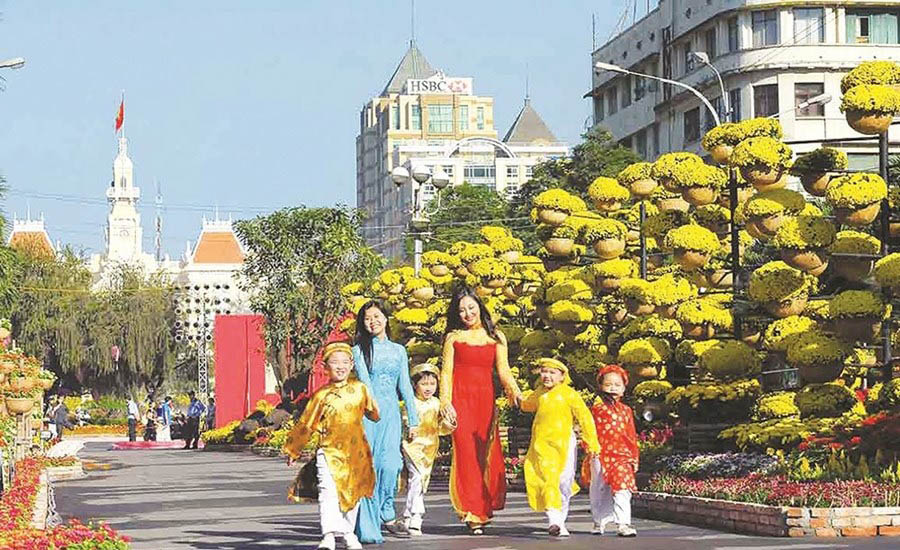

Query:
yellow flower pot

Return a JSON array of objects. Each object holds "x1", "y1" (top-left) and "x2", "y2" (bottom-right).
[
  {"x1": 673, "y1": 249, "x2": 710, "y2": 272},
  {"x1": 765, "y1": 296, "x2": 808, "y2": 319},
  {"x1": 832, "y1": 257, "x2": 873, "y2": 282},
  {"x1": 628, "y1": 179, "x2": 658, "y2": 197},
  {"x1": 709, "y1": 144, "x2": 733, "y2": 165},
  {"x1": 656, "y1": 196, "x2": 691, "y2": 212},
  {"x1": 593, "y1": 238, "x2": 626, "y2": 260},
  {"x1": 499, "y1": 250, "x2": 521, "y2": 264},
  {"x1": 484, "y1": 278, "x2": 506, "y2": 289},
  {"x1": 655, "y1": 304, "x2": 679, "y2": 319},
  {"x1": 798, "y1": 363, "x2": 843, "y2": 385},
  {"x1": 717, "y1": 187, "x2": 755, "y2": 209},
  {"x1": 5, "y1": 396, "x2": 34, "y2": 415},
  {"x1": 428, "y1": 264, "x2": 450, "y2": 277},
  {"x1": 607, "y1": 307, "x2": 628, "y2": 325},
  {"x1": 544, "y1": 237, "x2": 574, "y2": 257},
  {"x1": 388, "y1": 283, "x2": 403, "y2": 295},
  {"x1": 845, "y1": 110, "x2": 893, "y2": 135},
  {"x1": 537, "y1": 208, "x2": 569, "y2": 226},
  {"x1": 780, "y1": 249, "x2": 829, "y2": 276},
  {"x1": 800, "y1": 172, "x2": 833, "y2": 197},
  {"x1": 681, "y1": 186, "x2": 718, "y2": 207},
  {"x1": 503, "y1": 286, "x2": 519, "y2": 301},
  {"x1": 475, "y1": 285, "x2": 494, "y2": 298},
  {"x1": 890, "y1": 222, "x2": 900, "y2": 238},
  {"x1": 707, "y1": 269, "x2": 733, "y2": 288},
  {"x1": 835, "y1": 202, "x2": 881, "y2": 227},
  {"x1": 593, "y1": 199, "x2": 622, "y2": 212},
  {"x1": 628, "y1": 364, "x2": 659, "y2": 381}
]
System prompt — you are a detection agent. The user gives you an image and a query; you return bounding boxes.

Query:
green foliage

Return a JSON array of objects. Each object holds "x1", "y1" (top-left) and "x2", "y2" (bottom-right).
[
  {"x1": 235, "y1": 207, "x2": 383, "y2": 381},
  {"x1": 419, "y1": 183, "x2": 508, "y2": 253}
]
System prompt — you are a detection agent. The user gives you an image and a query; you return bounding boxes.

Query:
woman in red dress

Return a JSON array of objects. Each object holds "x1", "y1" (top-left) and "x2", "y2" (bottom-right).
[{"x1": 439, "y1": 286, "x2": 523, "y2": 535}]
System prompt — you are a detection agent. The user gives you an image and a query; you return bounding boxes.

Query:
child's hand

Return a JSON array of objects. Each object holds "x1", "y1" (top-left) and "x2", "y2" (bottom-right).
[
  {"x1": 286, "y1": 456, "x2": 296, "y2": 467},
  {"x1": 408, "y1": 427, "x2": 419, "y2": 440},
  {"x1": 440, "y1": 403, "x2": 457, "y2": 426}
]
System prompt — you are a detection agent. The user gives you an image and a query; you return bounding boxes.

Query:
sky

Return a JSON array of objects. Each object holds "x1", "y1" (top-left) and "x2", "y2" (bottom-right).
[{"x1": 0, "y1": 0, "x2": 644, "y2": 256}]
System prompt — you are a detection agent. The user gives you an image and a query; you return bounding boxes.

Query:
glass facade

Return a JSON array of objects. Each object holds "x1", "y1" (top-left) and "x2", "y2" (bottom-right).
[
  {"x1": 427, "y1": 104, "x2": 453, "y2": 133},
  {"x1": 752, "y1": 10, "x2": 779, "y2": 46}
]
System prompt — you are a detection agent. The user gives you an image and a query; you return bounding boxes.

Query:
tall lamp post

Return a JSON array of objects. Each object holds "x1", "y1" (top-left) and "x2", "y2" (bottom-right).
[
  {"x1": 0, "y1": 57, "x2": 25, "y2": 70},
  {"x1": 689, "y1": 52, "x2": 729, "y2": 122},
  {"x1": 391, "y1": 163, "x2": 451, "y2": 275},
  {"x1": 767, "y1": 93, "x2": 832, "y2": 119}
]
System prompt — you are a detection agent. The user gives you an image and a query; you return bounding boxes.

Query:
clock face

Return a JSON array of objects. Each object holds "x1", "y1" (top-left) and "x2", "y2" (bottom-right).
[{"x1": 119, "y1": 229, "x2": 130, "y2": 237}]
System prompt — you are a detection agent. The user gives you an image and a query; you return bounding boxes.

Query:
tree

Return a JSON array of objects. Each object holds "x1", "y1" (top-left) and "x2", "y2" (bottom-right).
[
  {"x1": 413, "y1": 183, "x2": 509, "y2": 253},
  {"x1": 234, "y1": 206, "x2": 383, "y2": 384},
  {"x1": 508, "y1": 127, "x2": 642, "y2": 250}
]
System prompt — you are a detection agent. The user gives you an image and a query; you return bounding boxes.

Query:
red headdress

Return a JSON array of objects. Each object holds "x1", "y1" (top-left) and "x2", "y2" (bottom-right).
[{"x1": 596, "y1": 363, "x2": 629, "y2": 387}]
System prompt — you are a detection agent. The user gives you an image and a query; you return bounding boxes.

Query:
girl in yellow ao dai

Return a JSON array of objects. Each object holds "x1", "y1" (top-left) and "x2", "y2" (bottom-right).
[{"x1": 520, "y1": 358, "x2": 600, "y2": 538}]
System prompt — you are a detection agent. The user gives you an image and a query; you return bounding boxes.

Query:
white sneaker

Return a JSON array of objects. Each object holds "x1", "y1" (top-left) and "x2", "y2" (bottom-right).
[
  {"x1": 558, "y1": 525, "x2": 570, "y2": 537},
  {"x1": 408, "y1": 514, "x2": 423, "y2": 536},
  {"x1": 617, "y1": 524, "x2": 637, "y2": 537},
  {"x1": 344, "y1": 533, "x2": 363, "y2": 550},
  {"x1": 317, "y1": 534, "x2": 335, "y2": 550},
  {"x1": 591, "y1": 522, "x2": 605, "y2": 535}
]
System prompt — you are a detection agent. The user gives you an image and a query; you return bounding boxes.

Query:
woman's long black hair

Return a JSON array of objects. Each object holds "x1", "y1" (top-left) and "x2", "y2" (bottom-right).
[
  {"x1": 444, "y1": 285, "x2": 498, "y2": 342},
  {"x1": 355, "y1": 300, "x2": 391, "y2": 371}
]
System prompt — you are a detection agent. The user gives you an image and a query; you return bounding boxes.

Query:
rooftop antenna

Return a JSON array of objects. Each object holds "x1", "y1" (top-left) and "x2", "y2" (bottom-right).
[
  {"x1": 410, "y1": 0, "x2": 416, "y2": 45},
  {"x1": 525, "y1": 63, "x2": 530, "y2": 105},
  {"x1": 592, "y1": 13, "x2": 596, "y2": 51},
  {"x1": 155, "y1": 179, "x2": 162, "y2": 261}
]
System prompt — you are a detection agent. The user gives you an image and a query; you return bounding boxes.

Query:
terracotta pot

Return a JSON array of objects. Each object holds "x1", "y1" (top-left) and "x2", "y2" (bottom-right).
[
  {"x1": 593, "y1": 199, "x2": 622, "y2": 212},
  {"x1": 717, "y1": 187, "x2": 755, "y2": 209},
  {"x1": 626, "y1": 229, "x2": 641, "y2": 243},
  {"x1": 800, "y1": 172, "x2": 833, "y2": 197},
  {"x1": 411, "y1": 287, "x2": 435, "y2": 301},
  {"x1": 544, "y1": 237, "x2": 575, "y2": 257},
  {"x1": 746, "y1": 213, "x2": 784, "y2": 241},
  {"x1": 593, "y1": 238, "x2": 626, "y2": 260},
  {"x1": 428, "y1": 264, "x2": 449, "y2": 277},
  {"x1": 835, "y1": 202, "x2": 881, "y2": 227},
  {"x1": 681, "y1": 186, "x2": 718, "y2": 207},
  {"x1": 484, "y1": 278, "x2": 506, "y2": 289},
  {"x1": 742, "y1": 330, "x2": 762, "y2": 347},
  {"x1": 5, "y1": 397, "x2": 34, "y2": 415},
  {"x1": 542, "y1": 257, "x2": 568, "y2": 272},
  {"x1": 388, "y1": 283, "x2": 403, "y2": 295},
  {"x1": 503, "y1": 286, "x2": 519, "y2": 300},
  {"x1": 845, "y1": 110, "x2": 893, "y2": 135},
  {"x1": 607, "y1": 307, "x2": 628, "y2": 325},
  {"x1": 799, "y1": 363, "x2": 844, "y2": 385},
  {"x1": 707, "y1": 269, "x2": 733, "y2": 288},
  {"x1": 674, "y1": 249, "x2": 710, "y2": 271},
  {"x1": 656, "y1": 196, "x2": 691, "y2": 212},
  {"x1": 537, "y1": 208, "x2": 569, "y2": 226},
  {"x1": 405, "y1": 297, "x2": 424, "y2": 309},
  {"x1": 780, "y1": 249, "x2": 829, "y2": 276},
  {"x1": 765, "y1": 296, "x2": 808, "y2": 318},
  {"x1": 832, "y1": 317, "x2": 882, "y2": 343},
  {"x1": 629, "y1": 179, "x2": 658, "y2": 197},
  {"x1": 709, "y1": 144, "x2": 733, "y2": 165},
  {"x1": 628, "y1": 365, "x2": 660, "y2": 380},
  {"x1": 832, "y1": 257, "x2": 874, "y2": 281},
  {"x1": 596, "y1": 277, "x2": 622, "y2": 294},
  {"x1": 655, "y1": 304, "x2": 678, "y2": 319},
  {"x1": 475, "y1": 286, "x2": 494, "y2": 298},
  {"x1": 455, "y1": 266, "x2": 470, "y2": 278},
  {"x1": 682, "y1": 322, "x2": 715, "y2": 340},
  {"x1": 499, "y1": 250, "x2": 521, "y2": 264},
  {"x1": 741, "y1": 166, "x2": 787, "y2": 191},
  {"x1": 659, "y1": 177, "x2": 679, "y2": 193},
  {"x1": 624, "y1": 298, "x2": 655, "y2": 316}
]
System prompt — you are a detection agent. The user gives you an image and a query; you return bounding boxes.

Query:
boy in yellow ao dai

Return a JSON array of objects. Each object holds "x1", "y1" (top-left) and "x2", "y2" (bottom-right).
[
  {"x1": 400, "y1": 363, "x2": 455, "y2": 535},
  {"x1": 520, "y1": 358, "x2": 600, "y2": 538},
  {"x1": 283, "y1": 342, "x2": 380, "y2": 550}
]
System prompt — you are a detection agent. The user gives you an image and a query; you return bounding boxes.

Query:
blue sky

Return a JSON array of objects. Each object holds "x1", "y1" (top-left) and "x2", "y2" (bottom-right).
[{"x1": 0, "y1": 0, "x2": 641, "y2": 255}]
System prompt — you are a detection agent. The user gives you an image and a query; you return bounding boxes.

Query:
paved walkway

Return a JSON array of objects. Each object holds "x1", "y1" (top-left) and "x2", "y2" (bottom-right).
[{"x1": 54, "y1": 443, "x2": 885, "y2": 549}]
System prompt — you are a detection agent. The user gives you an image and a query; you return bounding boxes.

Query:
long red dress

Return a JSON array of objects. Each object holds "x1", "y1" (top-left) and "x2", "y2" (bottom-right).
[{"x1": 449, "y1": 341, "x2": 506, "y2": 524}]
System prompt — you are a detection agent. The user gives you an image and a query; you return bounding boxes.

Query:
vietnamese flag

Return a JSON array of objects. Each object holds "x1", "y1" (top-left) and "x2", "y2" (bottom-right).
[{"x1": 115, "y1": 100, "x2": 124, "y2": 132}]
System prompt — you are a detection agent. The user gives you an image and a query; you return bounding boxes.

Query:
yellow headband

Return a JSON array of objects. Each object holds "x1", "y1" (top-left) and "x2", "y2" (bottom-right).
[
  {"x1": 323, "y1": 342, "x2": 353, "y2": 362},
  {"x1": 533, "y1": 357, "x2": 571, "y2": 383},
  {"x1": 410, "y1": 363, "x2": 440, "y2": 378}
]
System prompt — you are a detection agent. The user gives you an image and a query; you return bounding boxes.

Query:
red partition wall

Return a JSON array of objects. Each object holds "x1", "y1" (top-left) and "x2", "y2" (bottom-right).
[{"x1": 213, "y1": 314, "x2": 271, "y2": 428}]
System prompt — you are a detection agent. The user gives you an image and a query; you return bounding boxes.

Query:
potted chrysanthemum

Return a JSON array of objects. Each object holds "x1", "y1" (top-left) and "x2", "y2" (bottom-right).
[
  {"x1": 730, "y1": 136, "x2": 793, "y2": 191},
  {"x1": 421, "y1": 250, "x2": 455, "y2": 278},
  {"x1": 748, "y1": 261, "x2": 818, "y2": 318},
  {"x1": 830, "y1": 230, "x2": 880, "y2": 281},
  {"x1": 841, "y1": 84, "x2": 900, "y2": 135},
  {"x1": 825, "y1": 173, "x2": 888, "y2": 227},
  {"x1": 4, "y1": 389, "x2": 37, "y2": 415},
  {"x1": 546, "y1": 299, "x2": 594, "y2": 335},
  {"x1": 617, "y1": 337, "x2": 671, "y2": 380},
  {"x1": 827, "y1": 289, "x2": 888, "y2": 343},
  {"x1": 591, "y1": 258, "x2": 639, "y2": 294},
  {"x1": 691, "y1": 203, "x2": 731, "y2": 237},
  {"x1": 646, "y1": 273, "x2": 697, "y2": 318},
  {"x1": 786, "y1": 331, "x2": 849, "y2": 384},
  {"x1": 587, "y1": 176, "x2": 630, "y2": 212},
  {"x1": 652, "y1": 186, "x2": 691, "y2": 213},
  {"x1": 795, "y1": 382, "x2": 858, "y2": 417},
  {"x1": 470, "y1": 257, "x2": 512, "y2": 289},
  {"x1": 664, "y1": 224, "x2": 720, "y2": 271},
  {"x1": 698, "y1": 339, "x2": 762, "y2": 381},
  {"x1": 771, "y1": 215, "x2": 836, "y2": 276},
  {"x1": 618, "y1": 278, "x2": 655, "y2": 316},
  {"x1": 581, "y1": 217, "x2": 629, "y2": 259},
  {"x1": 676, "y1": 163, "x2": 728, "y2": 207},
  {"x1": 651, "y1": 151, "x2": 705, "y2": 192},
  {"x1": 617, "y1": 162, "x2": 657, "y2": 197},
  {"x1": 841, "y1": 60, "x2": 900, "y2": 94},
  {"x1": 404, "y1": 277, "x2": 435, "y2": 303},
  {"x1": 537, "y1": 222, "x2": 579, "y2": 257},
  {"x1": 674, "y1": 297, "x2": 732, "y2": 340},
  {"x1": 532, "y1": 188, "x2": 587, "y2": 226},
  {"x1": 701, "y1": 122, "x2": 743, "y2": 165},
  {"x1": 874, "y1": 253, "x2": 900, "y2": 291},
  {"x1": 490, "y1": 236, "x2": 524, "y2": 264},
  {"x1": 742, "y1": 188, "x2": 806, "y2": 241},
  {"x1": 789, "y1": 147, "x2": 849, "y2": 196}
]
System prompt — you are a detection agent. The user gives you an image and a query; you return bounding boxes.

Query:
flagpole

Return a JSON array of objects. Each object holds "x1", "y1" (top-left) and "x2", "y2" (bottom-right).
[{"x1": 120, "y1": 90, "x2": 125, "y2": 141}]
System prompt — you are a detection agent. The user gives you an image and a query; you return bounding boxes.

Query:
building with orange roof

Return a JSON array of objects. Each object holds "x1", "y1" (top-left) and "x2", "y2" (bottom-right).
[{"x1": 7, "y1": 214, "x2": 56, "y2": 259}]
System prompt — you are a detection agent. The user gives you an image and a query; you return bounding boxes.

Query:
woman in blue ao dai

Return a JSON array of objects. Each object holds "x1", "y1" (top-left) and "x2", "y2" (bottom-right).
[{"x1": 353, "y1": 301, "x2": 419, "y2": 543}]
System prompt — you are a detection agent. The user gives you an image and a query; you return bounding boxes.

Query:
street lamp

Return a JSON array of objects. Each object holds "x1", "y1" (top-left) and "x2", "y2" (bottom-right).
[
  {"x1": 689, "y1": 51, "x2": 729, "y2": 122},
  {"x1": 0, "y1": 57, "x2": 25, "y2": 70},
  {"x1": 391, "y1": 163, "x2": 451, "y2": 275},
  {"x1": 767, "y1": 93, "x2": 832, "y2": 119},
  {"x1": 594, "y1": 61, "x2": 721, "y2": 127}
]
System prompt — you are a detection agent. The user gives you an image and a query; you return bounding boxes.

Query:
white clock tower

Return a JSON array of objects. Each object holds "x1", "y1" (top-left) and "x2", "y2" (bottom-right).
[{"x1": 105, "y1": 135, "x2": 143, "y2": 261}]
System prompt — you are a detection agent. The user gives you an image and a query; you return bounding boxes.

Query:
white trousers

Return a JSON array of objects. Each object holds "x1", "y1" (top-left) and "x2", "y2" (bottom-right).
[
  {"x1": 589, "y1": 457, "x2": 632, "y2": 527},
  {"x1": 401, "y1": 457, "x2": 425, "y2": 527},
  {"x1": 545, "y1": 432, "x2": 577, "y2": 527},
  {"x1": 157, "y1": 425, "x2": 171, "y2": 441},
  {"x1": 317, "y1": 449, "x2": 360, "y2": 537}
]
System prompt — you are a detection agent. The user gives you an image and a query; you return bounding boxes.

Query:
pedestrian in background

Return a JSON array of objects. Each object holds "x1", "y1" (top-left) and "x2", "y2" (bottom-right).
[
  {"x1": 205, "y1": 396, "x2": 216, "y2": 431},
  {"x1": 52, "y1": 396, "x2": 74, "y2": 440},
  {"x1": 127, "y1": 397, "x2": 141, "y2": 442},
  {"x1": 184, "y1": 391, "x2": 206, "y2": 449},
  {"x1": 157, "y1": 396, "x2": 173, "y2": 441}
]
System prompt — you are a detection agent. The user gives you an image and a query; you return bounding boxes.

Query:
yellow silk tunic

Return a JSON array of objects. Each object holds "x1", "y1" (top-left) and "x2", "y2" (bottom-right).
[
  {"x1": 402, "y1": 395, "x2": 453, "y2": 491},
  {"x1": 521, "y1": 384, "x2": 601, "y2": 512},
  {"x1": 283, "y1": 379, "x2": 379, "y2": 512}
]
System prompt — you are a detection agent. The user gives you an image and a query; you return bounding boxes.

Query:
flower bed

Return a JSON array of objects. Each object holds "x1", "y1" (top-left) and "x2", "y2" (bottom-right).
[{"x1": 67, "y1": 424, "x2": 128, "y2": 436}]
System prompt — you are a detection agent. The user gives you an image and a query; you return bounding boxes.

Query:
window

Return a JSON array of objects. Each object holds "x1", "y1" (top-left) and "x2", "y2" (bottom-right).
[
  {"x1": 391, "y1": 105, "x2": 400, "y2": 130},
  {"x1": 427, "y1": 104, "x2": 453, "y2": 133},
  {"x1": 728, "y1": 17, "x2": 740, "y2": 51},
  {"x1": 463, "y1": 164, "x2": 496, "y2": 189},
  {"x1": 506, "y1": 165, "x2": 519, "y2": 179},
  {"x1": 634, "y1": 77, "x2": 646, "y2": 101},
  {"x1": 476, "y1": 106, "x2": 485, "y2": 130},
  {"x1": 443, "y1": 165, "x2": 454, "y2": 178},
  {"x1": 683, "y1": 42, "x2": 695, "y2": 73},
  {"x1": 651, "y1": 123, "x2": 659, "y2": 157},
  {"x1": 729, "y1": 88, "x2": 742, "y2": 121},
  {"x1": 607, "y1": 87, "x2": 618, "y2": 115},
  {"x1": 683, "y1": 107, "x2": 701, "y2": 143},
  {"x1": 525, "y1": 165, "x2": 534, "y2": 179},
  {"x1": 794, "y1": 8, "x2": 825, "y2": 44},
  {"x1": 595, "y1": 96, "x2": 605, "y2": 121},
  {"x1": 753, "y1": 84, "x2": 779, "y2": 117},
  {"x1": 752, "y1": 10, "x2": 779, "y2": 46},
  {"x1": 705, "y1": 27, "x2": 717, "y2": 58},
  {"x1": 635, "y1": 129, "x2": 647, "y2": 159},
  {"x1": 706, "y1": 97, "x2": 723, "y2": 130},
  {"x1": 621, "y1": 76, "x2": 632, "y2": 107},
  {"x1": 795, "y1": 83, "x2": 825, "y2": 117},
  {"x1": 846, "y1": 10, "x2": 900, "y2": 44},
  {"x1": 458, "y1": 105, "x2": 469, "y2": 131},
  {"x1": 411, "y1": 105, "x2": 421, "y2": 130}
]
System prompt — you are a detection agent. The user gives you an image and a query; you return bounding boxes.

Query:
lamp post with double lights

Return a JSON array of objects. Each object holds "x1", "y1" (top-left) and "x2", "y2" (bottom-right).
[
  {"x1": 173, "y1": 283, "x2": 234, "y2": 397},
  {"x1": 390, "y1": 163, "x2": 451, "y2": 275},
  {"x1": 0, "y1": 57, "x2": 25, "y2": 70},
  {"x1": 688, "y1": 52, "x2": 729, "y2": 121}
]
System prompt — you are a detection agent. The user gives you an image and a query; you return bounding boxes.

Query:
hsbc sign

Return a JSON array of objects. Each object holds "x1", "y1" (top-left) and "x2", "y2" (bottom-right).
[{"x1": 405, "y1": 76, "x2": 473, "y2": 95}]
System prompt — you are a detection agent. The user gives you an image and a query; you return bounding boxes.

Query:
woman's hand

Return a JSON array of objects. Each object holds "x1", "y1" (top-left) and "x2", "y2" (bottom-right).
[
  {"x1": 286, "y1": 456, "x2": 296, "y2": 467},
  {"x1": 511, "y1": 391, "x2": 524, "y2": 409},
  {"x1": 408, "y1": 427, "x2": 419, "y2": 440},
  {"x1": 440, "y1": 403, "x2": 457, "y2": 426}
]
